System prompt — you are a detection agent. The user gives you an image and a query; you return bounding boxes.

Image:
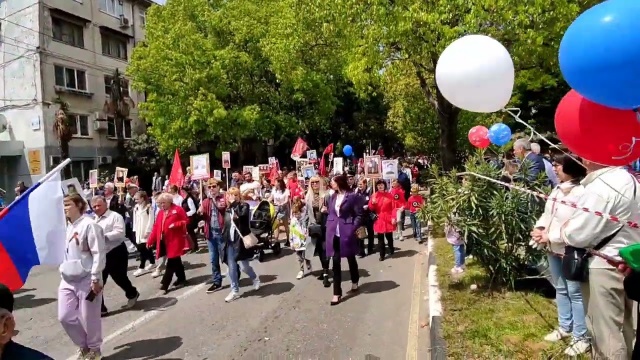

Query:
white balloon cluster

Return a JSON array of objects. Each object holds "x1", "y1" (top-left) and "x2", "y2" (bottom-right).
[{"x1": 435, "y1": 35, "x2": 515, "y2": 113}]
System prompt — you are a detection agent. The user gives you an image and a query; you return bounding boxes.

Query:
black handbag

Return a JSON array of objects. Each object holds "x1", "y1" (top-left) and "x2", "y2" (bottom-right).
[
  {"x1": 562, "y1": 227, "x2": 622, "y2": 282},
  {"x1": 308, "y1": 224, "x2": 322, "y2": 236}
]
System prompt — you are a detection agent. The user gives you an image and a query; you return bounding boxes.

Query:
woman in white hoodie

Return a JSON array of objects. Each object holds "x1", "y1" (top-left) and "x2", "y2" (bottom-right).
[
  {"x1": 132, "y1": 191, "x2": 157, "y2": 277},
  {"x1": 530, "y1": 153, "x2": 588, "y2": 356}
]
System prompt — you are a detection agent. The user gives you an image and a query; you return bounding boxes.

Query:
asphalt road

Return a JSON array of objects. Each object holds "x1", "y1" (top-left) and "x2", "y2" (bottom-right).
[{"x1": 13, "y1": 228, "x2": 430, "y2": 360}]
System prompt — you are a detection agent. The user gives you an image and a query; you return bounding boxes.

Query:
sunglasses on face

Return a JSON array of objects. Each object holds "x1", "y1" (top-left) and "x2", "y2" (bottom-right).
[{"x1": 208, "y1": 185, "x2": 218, "y2": 189}]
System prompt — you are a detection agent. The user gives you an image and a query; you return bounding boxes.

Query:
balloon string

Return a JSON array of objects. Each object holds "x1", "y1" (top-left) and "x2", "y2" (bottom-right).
[
  {"x1": 503, "y1": 108, "x2": 633, "y2": 201},
  {"x1": 503, "y1": 108, "x2": 583, "y2": 166}
]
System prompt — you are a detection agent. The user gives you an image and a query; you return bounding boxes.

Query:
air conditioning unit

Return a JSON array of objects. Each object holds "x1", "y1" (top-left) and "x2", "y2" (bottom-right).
[
  {"x1": 49, "y1": 155, "x2": 61, "y2": 166},
  {"x1": 119, "y1": 15, "x2": 130, "y2": 28},
  {"x1": 98, "y1": 156, "x2": 112, "y2": 165}
]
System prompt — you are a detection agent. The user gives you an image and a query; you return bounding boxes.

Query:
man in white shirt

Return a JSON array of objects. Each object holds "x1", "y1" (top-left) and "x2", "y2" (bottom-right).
[
  {"x1": 104, "y1": 182, "x2": 137, "y2": 253},
  {"x1": 169, "y1": 185, "x2": 184, "y2": 206},
  {"x1": 561, "y1": 164, "x2": 639, "y2": 358},
  {"x1": 91, "y1": 196, "x2": 140, "y2": 317},
  {"x1": 239, "y1": 172, "x2": 261, "y2": 200}
]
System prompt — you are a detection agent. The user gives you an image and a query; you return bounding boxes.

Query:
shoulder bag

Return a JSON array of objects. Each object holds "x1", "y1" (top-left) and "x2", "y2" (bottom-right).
[
  {"x1": 232, "y1": 209, "x2": 259, "y2": 249},
  {"x1": 562, "y1": 174, "x2": 636, "y2": 282}
]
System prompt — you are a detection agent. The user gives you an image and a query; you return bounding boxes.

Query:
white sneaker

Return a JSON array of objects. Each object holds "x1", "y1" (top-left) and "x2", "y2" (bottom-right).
[
  {"x1": 151, "y1": 268, "x2": 163, "y2": 278},
  {"x1": 85, "y1": 350, "x2": 102, "y2": 360},
  {"x1": 124, "y1": 292, "x2": 140, "y2": 309},
  {"x1": 564, "y1": 339, "x2": 590, "y2": 356},
  {"x1": 544, "y1": 328, "x2": 570, "y2": 342},
  {"x1": 133, "y1": 268, "x2": 148, "y2": 277},
  {"x1": 144, "y1": 263, "x2": 155, "y2": 271},
  {"x1": 225, "y1": 291, "x2": 240, "y2": 302},
  {"x1": 253, "y1": 278, "x2": 261, "y2": 290},
  {"x1": 76, "y1": 348, "x2": 88, "y2": 360},
  {"x1": 296, "y1": 271, "x2": 304, "y2": 280},
  {"x1": 450, "y1": 266, "x2": 465, "y2": 274}
]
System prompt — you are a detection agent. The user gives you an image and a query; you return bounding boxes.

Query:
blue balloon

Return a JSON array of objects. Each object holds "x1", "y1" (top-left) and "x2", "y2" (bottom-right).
[
  {"x1": 487, "y1": 123, "x2": 512, "y2": 146},
  {"x1": 559, "y1": 0, "x2": 640, "y2": 110},
  {"x1": 343, "y1": 145, "x2": 353, "y2": 157}
]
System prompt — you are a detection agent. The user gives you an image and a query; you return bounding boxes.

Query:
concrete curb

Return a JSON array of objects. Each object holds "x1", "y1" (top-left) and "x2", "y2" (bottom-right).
[{"x1": 426, "y1": 236, "x2": 446, "y2": 359}]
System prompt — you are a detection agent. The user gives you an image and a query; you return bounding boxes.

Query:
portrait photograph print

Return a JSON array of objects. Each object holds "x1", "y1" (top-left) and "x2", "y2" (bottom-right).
[
  {"x1": 114, "y1": 167, "x2": 128, "y2": 187},
  {"x1": 89, "y1": 169, "x2": 98, "y2": 189},
  {"x1": 190, "y1": 153, "x2": 210, "y2": 180},
  {"x1": 307, "y1": 150, "x2": 318, "y2": 162},
  {"x1": 296, "y1": 159, "x2": 309, "y2": 176},
  {"x1": 364, "y1": 155, "x2": 381, "y2": 178},
  {"x1": 332, "y1": 157, "x2": 344, "y2": 175},
  {"x1": 243, "y1": 165, "x2": 254, "y2": 175},
  {"x1": 222, "y1": 151, "x2": 231, "y2": 169},
  {"x1": 301, "y1": 165, "x2": 316, "y2": 180},
  {"x1": 382, "y1": 159, "x2": 398, "y2": 180},
  {"x1": 213, "y1": 170, "x2": 222, "y2": 180}
]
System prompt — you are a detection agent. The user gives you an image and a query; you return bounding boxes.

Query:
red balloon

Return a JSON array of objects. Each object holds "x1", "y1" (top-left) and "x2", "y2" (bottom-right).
[
  {"x1": 555, "y1": 90, "x2": 640, "y2": 166},
  {"x1": 468, "y1": 125, "x2": 490, "y2": 149}
]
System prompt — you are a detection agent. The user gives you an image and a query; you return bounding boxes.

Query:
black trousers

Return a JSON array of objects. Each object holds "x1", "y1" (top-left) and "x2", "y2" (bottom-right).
[
  {"x1": 160, "y1": 257, "x2": 186, "y2": 290},
  {"x1": 101, "y1": 242, "x2": 138, "y2": 312},
  {"x1": 359, "y1": 221, "x2": 375, "y2": 255},
  {"x1": 377, "y1": 232, "x2": 394, "y2": 258},
  {"x1": 132, "y1": 231, "x2": 155, "y2": 268},
  {"x1": 332, "y1": 236, "x2": 359, "y2": 296}
]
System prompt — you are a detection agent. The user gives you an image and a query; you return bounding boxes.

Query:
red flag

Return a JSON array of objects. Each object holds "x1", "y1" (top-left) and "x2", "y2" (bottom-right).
[
  {"x1": 269, "y1": 161, "x2": 280, "y2": 185},
  {"x1": 169, "y1": 149, "x2": 185, "y2": 189},
  {"x1": 290, "y1": 137, "x2": 309, "y2": 160},
  {"x1": 319, "y1": 143, "x2": 334, "y2": 176}
]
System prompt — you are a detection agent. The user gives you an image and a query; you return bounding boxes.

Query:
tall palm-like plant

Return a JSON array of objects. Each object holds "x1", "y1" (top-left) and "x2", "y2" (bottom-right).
[
  {"x1": 52, "y1": 97, "x2": 73, "y2": 178},
  {"x1": 103, "y1": 69, "x2": 134, "y2": 156}
]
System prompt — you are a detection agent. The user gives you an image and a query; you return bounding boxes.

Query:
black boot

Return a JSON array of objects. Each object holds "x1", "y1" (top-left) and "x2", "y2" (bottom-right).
[
  {"x1": 322, "y1": 270, "x2": 331, "y2": 288},
  {"x1": 389, "y1": 238, "x2": 395, "y2": 256},
  {"x1": 358, "y1": 240, "x2": 366, "y2": 258}
]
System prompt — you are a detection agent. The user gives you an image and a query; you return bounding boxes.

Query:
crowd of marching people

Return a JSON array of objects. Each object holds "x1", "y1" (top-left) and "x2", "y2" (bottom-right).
[{"x1": 0, "y1": 155, "x2": 427, "y2": 359}]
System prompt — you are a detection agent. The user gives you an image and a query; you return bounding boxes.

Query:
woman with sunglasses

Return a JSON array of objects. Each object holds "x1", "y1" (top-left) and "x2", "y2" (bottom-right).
[{"x1": 305, "y1": 176, "x2": 331, "y2": 287}]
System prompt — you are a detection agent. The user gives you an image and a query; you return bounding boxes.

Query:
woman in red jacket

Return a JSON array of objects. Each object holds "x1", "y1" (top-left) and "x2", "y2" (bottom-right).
[
  {"x1": 389, "y1": 179, "x2": 406, "y2": 241},
  {"x1": 147, "y1": 192, "x2": 189, "y2": 294},
  {"x1": 368, "y1": 179, "x2": 396, "y2": 261}
]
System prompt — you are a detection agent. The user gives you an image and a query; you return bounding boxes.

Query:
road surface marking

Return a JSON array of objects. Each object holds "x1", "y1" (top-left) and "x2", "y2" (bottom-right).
[
  {"x1": 64, "y1": 282, "x2": 207, "y2": 360},
  {"x1": 406, "y1": 249, "x2": 424, "y2": 360}
]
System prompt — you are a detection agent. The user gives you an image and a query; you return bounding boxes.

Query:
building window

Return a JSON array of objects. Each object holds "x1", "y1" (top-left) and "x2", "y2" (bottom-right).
[
  {"x1": 51, "y1": 17, "x2": 84, "y2": 48},
  {"x1": 54, "y1": 65, "x2": 88, "y2": 91},
  {"x1": 70, "y1": 160, "x2": 93, "y2": 182},
  {"x1": 107, "y1": 117, "x2": 132, "y2": 139},
  {"x1": 104, "y1": 75, "x2": 130, "y2": 98},
  {"x1": 99, "y1": 0, "x2": 124, "y2": 17},
  {"x1": 139, "y1": 8, "x2": 146, "y2": 27},
  {"x1": 68, "y1": 114, "x2": 90, "y2": 137},
  {"x1": 101, "y1": 33, "x2": 127, "y2": 60}
]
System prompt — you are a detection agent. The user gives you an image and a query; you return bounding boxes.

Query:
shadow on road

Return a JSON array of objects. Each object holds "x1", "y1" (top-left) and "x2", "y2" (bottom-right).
[
  {"x1": 13, "y1": 294, "x2": 56, "y2": 310},
  {"x1": 240, "y1": 274, "x2": 277, "y2": 287},
  {"x1": 340, "y1": 268, "x2": 370, "y2": 283},
  {"x1": 183, "y1": 262, "x2": 206, "y2": 271},
  {"x1": 242, "y1": 282, "x2": 294, "y2": 298},
  {"x1": 359, "y1": 280, "x2": 399, "y2": 294},
  {"x1": 391, "y1": 249, "x2": 419, "y2": 259},
  {"x1": 13, "y1": 288, "x2": 34, "y2": 295},
  {"x1": 106, "y1": 296, "x2": 178, "y2": 317},
  {"x1": 260, "y1": 247, "x2": 294, "y2": 262},
  {"x1": 104, "y1": 336, "x2": 183, "y2": 360}
]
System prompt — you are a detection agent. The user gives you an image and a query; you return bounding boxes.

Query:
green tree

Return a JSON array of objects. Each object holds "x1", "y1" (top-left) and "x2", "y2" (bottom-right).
[
  {"x1": 124, "y1": 133, "x2": 164, "y2": 171},
  {"x1": 283, "y1": 0, "x2": 598, "y2": 169},
  {"x1": 128, "y1": 0, "x2": 341, "y2": 155},
  {"x1": 52, "y1": 97, "x2": 73, "y2": 178}
]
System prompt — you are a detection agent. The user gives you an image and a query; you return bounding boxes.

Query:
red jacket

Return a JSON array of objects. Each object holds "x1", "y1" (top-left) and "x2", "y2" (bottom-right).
[
  {"x1": 390, "y1": 187, "x2": 406, "y2": 209},
  {"x1": 368, "y1": 191, "x2": 395, "y2": 233},
  {"x1": 407, "y1": 194, "x2": 424, "y2": 213},
  {"x1": 147, "y1": 203, "x2": 188, "y2": 259}
]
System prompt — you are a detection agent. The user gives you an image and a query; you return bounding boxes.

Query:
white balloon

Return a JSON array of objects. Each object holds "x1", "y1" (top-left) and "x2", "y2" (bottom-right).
[{"x1": 435, "y1": 35, "x2": 515, "y2": 113}]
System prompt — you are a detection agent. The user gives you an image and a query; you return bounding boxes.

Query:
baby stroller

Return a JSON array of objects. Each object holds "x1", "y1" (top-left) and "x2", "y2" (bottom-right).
[{"x1": 248, "y1": 200, "x2": 282, "y2": 262}]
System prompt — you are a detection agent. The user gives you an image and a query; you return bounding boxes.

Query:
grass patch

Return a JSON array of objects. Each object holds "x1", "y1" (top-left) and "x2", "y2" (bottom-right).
[{"x1": 433, "y1": 238, "x2": 589, "y2": 360}]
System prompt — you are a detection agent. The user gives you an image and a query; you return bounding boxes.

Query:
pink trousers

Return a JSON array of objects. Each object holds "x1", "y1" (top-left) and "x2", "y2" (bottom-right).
[{"x1": 58, "y1": 276, "x2": 103, "y2": 351}]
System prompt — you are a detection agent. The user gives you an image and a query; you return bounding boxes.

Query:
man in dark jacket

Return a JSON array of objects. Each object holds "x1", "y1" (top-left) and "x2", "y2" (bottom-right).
[
  {"x1": 0, "y1": 284, "x2": 52, "y2": 359},
  {"x1": 513, "y1": 138, "x2": 549, "y2": 185}
]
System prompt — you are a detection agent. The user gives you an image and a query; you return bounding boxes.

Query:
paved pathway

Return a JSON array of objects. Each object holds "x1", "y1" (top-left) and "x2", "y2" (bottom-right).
[{"x1": 13, "y1": 229, "x2": 429, "y2": 359}]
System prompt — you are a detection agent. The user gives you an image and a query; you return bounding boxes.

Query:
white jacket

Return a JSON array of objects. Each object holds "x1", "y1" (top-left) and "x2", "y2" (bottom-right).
[
  {"x1": 561, "y1": 167, "x2": 640, "y2": 269},
  {"x1": 133, "y1": 203, "x2": 154, "y2": 244},
  {"x1": 535, "y1": 182, "x2": 584, "y2": 254}
]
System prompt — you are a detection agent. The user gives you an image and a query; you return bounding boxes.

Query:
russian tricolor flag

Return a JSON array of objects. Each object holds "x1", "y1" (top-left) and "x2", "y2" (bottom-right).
[{"x1": 0, "y1": 164, "x2": 67, "y2": 291}]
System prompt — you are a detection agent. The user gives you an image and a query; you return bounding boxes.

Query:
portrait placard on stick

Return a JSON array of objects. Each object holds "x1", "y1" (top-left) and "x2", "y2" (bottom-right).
[
  {"x1": 382, "y1": 159, "x2": 398, "y2": 180},
  {"x1": 213, "y1": 170, "x2": 222, "y2": 180},
  {"x1": 258, "y1": 164, "x2": 270, "y2": 174},
  {"x1": 243, "y1": 165, "x2": 253, "y2": 175},
  {"x1": 332, "y1": 157, "x2": 343, "y2": 175},
  {"x1": 364, "y1": 155, "x2": 381, "y2": 178},
  {"x1": 222, "y1": 152, "x2": 231, "y2": 169},
  {"x1": 190, "y1": 153, "x2": 210, "y2": 180},
  {"x1": 89, "y1": 169, "x2": 98, "y2": 189},
  {"x1": 114, "y1": 167, "x2": 128, "y2": 188}
]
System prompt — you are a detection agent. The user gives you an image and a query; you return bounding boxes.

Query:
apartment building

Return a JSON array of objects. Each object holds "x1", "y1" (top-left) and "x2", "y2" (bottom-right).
[{"x1": 0, "y1": 0, "x2": 157, "y2": 201}]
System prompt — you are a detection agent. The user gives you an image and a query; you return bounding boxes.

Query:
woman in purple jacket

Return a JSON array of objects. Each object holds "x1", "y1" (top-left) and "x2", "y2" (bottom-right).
[{"x1": 325, "y1": 174, "x2": 364, "y2": 305}]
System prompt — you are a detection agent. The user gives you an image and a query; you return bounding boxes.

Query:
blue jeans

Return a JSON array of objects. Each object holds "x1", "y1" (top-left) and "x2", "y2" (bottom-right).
[
  {"x1": 547, "y1": 254, "x2": 588, "y2": 339},
  {"x1": 453, "y1": 244, "x2": 465, "y2": 267},
  {"x1": 410, "y1": 213, "x2": 421, "y2": 238},
  {"x1": 226, "y1": 243, "x2": 257, "y2": 293},
  {"x1": 207, "y1": 229, "x2": 223, "y2": 286}
]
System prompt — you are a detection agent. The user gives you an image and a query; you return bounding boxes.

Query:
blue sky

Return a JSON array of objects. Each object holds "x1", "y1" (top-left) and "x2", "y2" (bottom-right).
[{"x1": 153, "y1": 0, "x2": 165, "y2": 4}]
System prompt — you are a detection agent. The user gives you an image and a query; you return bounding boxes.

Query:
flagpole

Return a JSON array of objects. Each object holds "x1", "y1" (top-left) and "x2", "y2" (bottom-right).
[{"x1": 39, "y1": 158, "x2": 72, "y2": 184}]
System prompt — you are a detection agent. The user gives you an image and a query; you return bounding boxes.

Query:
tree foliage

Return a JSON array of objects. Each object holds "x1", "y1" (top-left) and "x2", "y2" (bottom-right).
[{"x1": 420, "y1": 153, "x2": 547, "y2": 286}]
